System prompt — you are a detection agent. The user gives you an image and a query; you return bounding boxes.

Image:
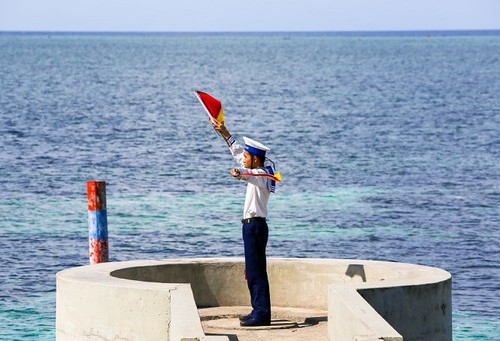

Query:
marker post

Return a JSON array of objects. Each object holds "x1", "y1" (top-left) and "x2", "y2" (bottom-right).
[{"x1": 87, "y1": 180, "x2": 109, "y2": 264}]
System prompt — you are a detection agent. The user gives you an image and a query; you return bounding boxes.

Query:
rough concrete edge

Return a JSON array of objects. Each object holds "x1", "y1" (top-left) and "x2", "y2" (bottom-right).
[
  {"x1": 329, "y1": 286, "x2": 403, "y2": 341},
  {"x1": 353, "y1": 337, "x2": 403, "y2": 341},
  {"x1": 169, "y1": 284, "x2": 202, "y2": 341},
  {"x1": 170, "y1": 284, "x2": 230, "y2": 341}
]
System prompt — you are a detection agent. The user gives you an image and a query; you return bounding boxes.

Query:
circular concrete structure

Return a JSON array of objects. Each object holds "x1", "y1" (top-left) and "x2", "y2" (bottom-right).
[{"x1": 56, "y1": 258, "x2": 452, "y2": 340}]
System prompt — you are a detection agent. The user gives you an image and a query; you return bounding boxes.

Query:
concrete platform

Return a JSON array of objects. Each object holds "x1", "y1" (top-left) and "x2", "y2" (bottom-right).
[
  {"x1": 56, "y1": 257, "x2": 452, "y2": 340},
  {"x1": 200, "y1": 306, "x2": 328, "y2": 341}
]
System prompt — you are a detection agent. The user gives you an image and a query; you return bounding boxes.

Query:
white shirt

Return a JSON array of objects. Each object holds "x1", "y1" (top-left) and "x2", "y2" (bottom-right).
[{"x1": 228, "y1": 138, "x2": 270, "y2": 219}]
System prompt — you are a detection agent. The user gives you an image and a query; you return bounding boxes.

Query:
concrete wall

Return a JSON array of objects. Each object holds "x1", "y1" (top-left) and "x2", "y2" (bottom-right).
[
  {"x1": 110, "y1": 261, "x2": 249, "y2": 308},
  {"x1": 329, "y1": 287, "x2": 403, "y2": 341},
  {"x1": 56, "y1": 265, "x2": 175, "y2": 340},
  {"x1": 56, "y1": 258, "x2": 452, "y2": 341},
  {"x1": 358, "y1": 281, "x2": 452, "y2": 341}
]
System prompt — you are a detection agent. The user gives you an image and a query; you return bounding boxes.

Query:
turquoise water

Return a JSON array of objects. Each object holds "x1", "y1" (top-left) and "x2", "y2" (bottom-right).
[{"x1": 1, "y1": 31, "x2": 499, "y2": 340}]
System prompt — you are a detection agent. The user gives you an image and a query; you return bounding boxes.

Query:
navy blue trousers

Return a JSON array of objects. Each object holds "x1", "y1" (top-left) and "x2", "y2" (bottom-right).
[{"x1": 242, "y1": 219, "x2": 271, "y2": 322}]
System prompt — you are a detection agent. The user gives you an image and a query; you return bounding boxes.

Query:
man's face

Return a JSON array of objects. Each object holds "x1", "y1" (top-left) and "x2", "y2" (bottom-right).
[{"x1": 243, "y1": 151, "x2": 254, "y2": 168}]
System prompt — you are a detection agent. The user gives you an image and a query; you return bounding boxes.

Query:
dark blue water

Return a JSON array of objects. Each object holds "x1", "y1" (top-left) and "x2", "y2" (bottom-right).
[{"x1": 0, "y1": 31, "x2": 499, "y2": 340}]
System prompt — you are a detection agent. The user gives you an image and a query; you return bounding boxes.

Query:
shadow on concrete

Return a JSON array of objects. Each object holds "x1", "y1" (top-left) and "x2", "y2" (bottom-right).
[
  {"x1": 206, "y1": 333, "x2": 239, "y2": 341},
  {"x1": 299, "y1": 316, "x2": 328, "y2": 328},
  {"x1": 271, "y1": 319, "x2": 298, "y2": 327},
  {"x1": 345, "y1": 264, "x2": 367, "y2": 282}
]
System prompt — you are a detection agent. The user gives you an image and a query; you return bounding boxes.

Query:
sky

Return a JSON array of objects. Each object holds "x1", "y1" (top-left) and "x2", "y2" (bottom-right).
[{"x1": 1, "y1": 0, "x2": 499, "y2": 32}]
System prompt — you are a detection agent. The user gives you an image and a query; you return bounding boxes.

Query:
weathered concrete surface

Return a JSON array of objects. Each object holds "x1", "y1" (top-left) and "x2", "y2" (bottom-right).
[
  {"x1": 56, "y1": 258, "x2": 452, "y2": 340},
  {"x1": 200, "y1": 306, "x2": 328, "y2": 341},
  {"x1": 328, "y1": 260, "x2": 452, "y2": 341},
  {"x1": 56, "y1": 262, "x2": 175, "y2": 340}
]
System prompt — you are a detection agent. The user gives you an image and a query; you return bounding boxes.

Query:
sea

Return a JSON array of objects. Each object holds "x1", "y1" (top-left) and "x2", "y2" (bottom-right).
[{"x1": 0, "y1": 31, "x2": 499, "y2": 340}]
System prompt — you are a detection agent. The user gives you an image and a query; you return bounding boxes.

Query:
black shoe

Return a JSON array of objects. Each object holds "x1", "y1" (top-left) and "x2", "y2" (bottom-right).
[
  {"x1": 239, "y1": 314, "x2": 252, "y2": 322},
  {"x1": 239, "y1": 317, "x2": 271, "y2": 327}
]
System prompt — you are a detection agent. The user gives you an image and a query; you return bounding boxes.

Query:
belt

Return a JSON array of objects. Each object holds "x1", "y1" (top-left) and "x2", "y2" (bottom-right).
[{"x1": 241, "y1": 217, "x2": 266, "y2": 224}]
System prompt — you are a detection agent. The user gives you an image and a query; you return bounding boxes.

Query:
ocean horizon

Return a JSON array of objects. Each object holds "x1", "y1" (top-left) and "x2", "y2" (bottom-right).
[{"x1": 1, "y1": 29, "x2": 500, "y2": 35}]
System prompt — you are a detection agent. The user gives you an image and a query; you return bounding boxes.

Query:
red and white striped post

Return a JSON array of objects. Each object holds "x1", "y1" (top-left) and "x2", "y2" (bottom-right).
[{"x1": 87, "y1": 180, "x2": 109, "y2": 264}]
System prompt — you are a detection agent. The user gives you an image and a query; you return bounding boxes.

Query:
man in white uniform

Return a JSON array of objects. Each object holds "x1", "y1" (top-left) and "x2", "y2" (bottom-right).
[{"x1": 213, "y1": 120, "x2": 274, "y2": 327}]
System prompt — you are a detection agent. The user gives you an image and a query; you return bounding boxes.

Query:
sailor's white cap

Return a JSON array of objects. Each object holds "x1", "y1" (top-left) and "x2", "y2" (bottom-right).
[{"x1": 243, "y1": 136, "x2": 270, "y2": 157}]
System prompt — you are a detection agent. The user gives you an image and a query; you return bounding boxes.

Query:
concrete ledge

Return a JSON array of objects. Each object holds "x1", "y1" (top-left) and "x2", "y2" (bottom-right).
[
  {"x1": 329, "y1": 287, "x2": 403, "y2": 341},
  {"x1": 56, "y1": 258, "x2": 452, "y2": 340}
]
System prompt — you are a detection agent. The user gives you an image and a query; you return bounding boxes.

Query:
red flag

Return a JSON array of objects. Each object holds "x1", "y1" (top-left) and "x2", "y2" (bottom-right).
[{"x1": 195, "y1": 90, "x2": 225, "y2": 123}]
